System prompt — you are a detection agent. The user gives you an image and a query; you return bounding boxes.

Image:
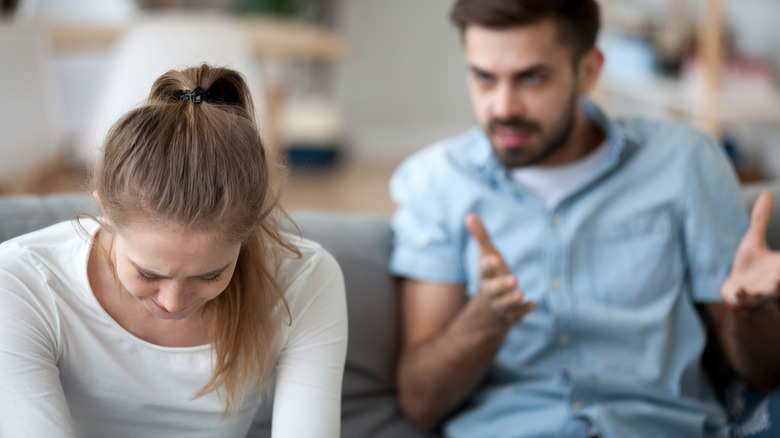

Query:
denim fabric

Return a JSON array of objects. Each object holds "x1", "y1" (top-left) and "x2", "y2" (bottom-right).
[
  {"x1": 727, "y1": 383, "x2": 780, "y2": 438},
  {"x1": 389, "y1": 101, "x2": 749, "y2": 437}
]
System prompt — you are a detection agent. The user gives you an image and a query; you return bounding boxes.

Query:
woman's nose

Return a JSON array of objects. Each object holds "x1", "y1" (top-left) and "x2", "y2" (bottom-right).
[{"x1": 155, "y1": 281, "x2": 190, "y2": 313}]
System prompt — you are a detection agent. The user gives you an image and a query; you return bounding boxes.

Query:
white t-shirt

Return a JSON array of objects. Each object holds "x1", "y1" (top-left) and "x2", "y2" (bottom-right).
[
  {"x1": 0, "y1": 219, "x2": 347, "y2": 438},
  {"x1": 509, "y1": 142, "x2": 610, "y2": 210}
]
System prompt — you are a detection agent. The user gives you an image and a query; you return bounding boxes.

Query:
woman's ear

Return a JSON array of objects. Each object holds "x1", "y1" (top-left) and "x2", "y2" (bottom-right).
[{"x1": 92, "y1": 191, "x2": 111, "y2": 227}]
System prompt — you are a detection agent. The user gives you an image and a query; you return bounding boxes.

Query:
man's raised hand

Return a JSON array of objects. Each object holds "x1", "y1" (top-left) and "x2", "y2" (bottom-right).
[{"x1": 466, "y1": 213, "x2": 535, "y2": 324}]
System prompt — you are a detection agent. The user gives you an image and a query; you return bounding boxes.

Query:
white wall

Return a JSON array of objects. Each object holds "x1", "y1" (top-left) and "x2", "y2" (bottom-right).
[{"x1": 332, "y1": 0, "x2": 474, "y2": 163}]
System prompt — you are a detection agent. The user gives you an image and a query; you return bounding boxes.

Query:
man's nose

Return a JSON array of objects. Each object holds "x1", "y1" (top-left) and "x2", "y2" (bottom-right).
[{"x1": 492, "y1": 83, "x2": 523, "y2": 120}]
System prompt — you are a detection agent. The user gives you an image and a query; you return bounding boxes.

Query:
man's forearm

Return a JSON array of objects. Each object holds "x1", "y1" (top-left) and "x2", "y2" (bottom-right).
[
  {"x1": 709, "y1": 301, "x2": 780, "y2": 393},
  {"x1": 397, "y1": 294, "x2": 510, "y2": 430}
]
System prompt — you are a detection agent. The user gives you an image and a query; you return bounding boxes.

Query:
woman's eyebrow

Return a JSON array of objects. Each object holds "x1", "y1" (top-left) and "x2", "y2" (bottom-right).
[{"x1": 129, "y1": 260, "x2": 232, "y2": 279}]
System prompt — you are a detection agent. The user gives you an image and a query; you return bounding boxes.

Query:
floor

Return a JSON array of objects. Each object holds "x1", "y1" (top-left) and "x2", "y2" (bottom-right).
[{"x1": 280, "y1": 158, "x2": 399, "y2": 217}]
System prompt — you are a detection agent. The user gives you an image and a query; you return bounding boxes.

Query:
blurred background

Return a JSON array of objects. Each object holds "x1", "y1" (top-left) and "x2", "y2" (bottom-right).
[{"x1": 1, "y1": 0, "x2": 779, "y2": 216}]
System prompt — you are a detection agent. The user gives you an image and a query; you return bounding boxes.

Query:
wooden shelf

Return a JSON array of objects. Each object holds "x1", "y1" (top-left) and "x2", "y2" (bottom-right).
[
  {"x1": 44, "y1": 14, "x2": 348, "y2": 61},
  {"x1": 42, "y1": 13, "x2": 349, "y2": 152}
]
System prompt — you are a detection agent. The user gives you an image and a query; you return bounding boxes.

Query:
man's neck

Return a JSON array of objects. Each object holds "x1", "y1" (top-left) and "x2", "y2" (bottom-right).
[{"x1": 540, "y1": 110, "x2": 605, "y2": 167}]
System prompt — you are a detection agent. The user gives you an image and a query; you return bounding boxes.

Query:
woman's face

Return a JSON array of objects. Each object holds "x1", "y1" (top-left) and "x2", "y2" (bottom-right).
[{"x1": 110, "y1": 220, "x2": 242, "y2": 321}]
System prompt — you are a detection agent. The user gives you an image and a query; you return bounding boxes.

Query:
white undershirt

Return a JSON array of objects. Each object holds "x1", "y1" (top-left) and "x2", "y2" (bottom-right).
[{"x1": 509, "y1": 142, "x2": 610, "y2": 210}]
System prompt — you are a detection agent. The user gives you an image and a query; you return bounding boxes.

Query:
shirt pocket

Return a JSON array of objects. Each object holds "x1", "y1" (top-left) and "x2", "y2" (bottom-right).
[{"x1": 573, "y1": 210, "x2": 684, "y2": 308}]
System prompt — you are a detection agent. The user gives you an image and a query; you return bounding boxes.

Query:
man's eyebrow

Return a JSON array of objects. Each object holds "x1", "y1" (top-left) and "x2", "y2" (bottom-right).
[
  {"x1": 129, "y1": 260, "x2": 232, "y2": 279},
  {"x1": 468, "y1": 63, "x2": 551, "y2": 78},
  {"x1": 468, "y1": 65, "x2": 493, "y2": 76}
]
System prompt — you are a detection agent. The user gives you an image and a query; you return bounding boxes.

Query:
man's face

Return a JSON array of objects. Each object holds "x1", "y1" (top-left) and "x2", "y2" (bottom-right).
[{"x1": 464, "y1": 19, "x2": 583, "y2": 168}]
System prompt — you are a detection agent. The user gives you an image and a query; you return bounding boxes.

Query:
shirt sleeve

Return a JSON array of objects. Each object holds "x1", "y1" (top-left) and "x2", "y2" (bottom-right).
[
  {"x1": 682, "y1": 135, "x2": 750, "y2": 303},
  {"x1": 270, "y1": 248, "x2": 348, "y2": 438},
  {"x1": 388, "y1": 153, "x2": 467, "y2": 284},
  {"x1": 0, "y1": 248, "x2": 76, "y2": 437}
]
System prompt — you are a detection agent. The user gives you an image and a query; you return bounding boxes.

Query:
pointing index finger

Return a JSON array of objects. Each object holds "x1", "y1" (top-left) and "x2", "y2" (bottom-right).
[
  {"x1": 746, "y1": 191, "x2": 774, "y2": 249},
  {"x1": 466, "y1": 213, "x2": 498, "y2": 256}
]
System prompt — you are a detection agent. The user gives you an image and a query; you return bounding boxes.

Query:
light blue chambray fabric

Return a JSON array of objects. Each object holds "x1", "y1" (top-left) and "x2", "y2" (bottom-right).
[{"x1": 389, "y1": 101, "x2": 749, "y2": 438}]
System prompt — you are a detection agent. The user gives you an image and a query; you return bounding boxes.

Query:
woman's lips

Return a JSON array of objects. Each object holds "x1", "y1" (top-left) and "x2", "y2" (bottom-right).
[{"x1": 151, "y1": 299, "x2": 171, "y2": 313}]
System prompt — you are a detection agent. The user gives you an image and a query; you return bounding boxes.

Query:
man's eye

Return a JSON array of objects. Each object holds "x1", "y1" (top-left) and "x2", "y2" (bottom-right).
[
  {"x1": 521, "y1": 73, "x2": 543, "y2": 86},
  {"x1": 474, "y1": 72, "x2": 494, "y2": 85}
]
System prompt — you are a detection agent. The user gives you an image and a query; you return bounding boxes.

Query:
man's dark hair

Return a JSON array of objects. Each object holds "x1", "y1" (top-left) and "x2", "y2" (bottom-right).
[{"x1": 450, "y1": 0, "x2": 600, "y2": 61}]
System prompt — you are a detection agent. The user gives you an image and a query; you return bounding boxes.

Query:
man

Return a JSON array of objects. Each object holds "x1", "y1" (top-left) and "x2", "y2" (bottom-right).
[{"x1": 389, "y1": 0, "x2": 780, "y2": 437}]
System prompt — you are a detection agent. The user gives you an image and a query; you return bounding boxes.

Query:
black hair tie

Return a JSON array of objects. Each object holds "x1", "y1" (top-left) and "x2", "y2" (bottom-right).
[{"x1": 179, "y1": 87, "x2": 209, "y2": 103}]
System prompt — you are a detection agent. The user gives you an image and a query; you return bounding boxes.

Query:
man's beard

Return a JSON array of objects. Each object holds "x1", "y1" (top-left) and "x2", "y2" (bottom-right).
[{"x1": 488, "y1": 90, "x2": 578, "y2": 169}]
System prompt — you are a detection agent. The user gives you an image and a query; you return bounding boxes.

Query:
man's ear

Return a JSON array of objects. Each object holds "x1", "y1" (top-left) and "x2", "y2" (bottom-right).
[{"x1": 578, "y1": 48, "x2": 604, "y2": 95}]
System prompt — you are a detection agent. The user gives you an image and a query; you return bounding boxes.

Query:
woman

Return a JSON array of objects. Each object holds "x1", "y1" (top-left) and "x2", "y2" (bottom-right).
[{"x1": 0, "y1": 65, "x2": 348, "y2": 437}]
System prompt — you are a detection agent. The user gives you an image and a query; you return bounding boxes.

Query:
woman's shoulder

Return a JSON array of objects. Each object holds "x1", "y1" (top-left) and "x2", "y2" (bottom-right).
[
  {"x1": 276, "y1": 232, "x2": 340, "y2": 276},
  {"x1": 0, "y1": 219, "x2": 96, "y2": 300},
  {"x1": 0, "y1": 220, "x2": 97, "y2": 347},
  {"x1": 275, "y1": 233, "x2": 343, "y2": 299},
  {"x1": 1, "y1": 219, "x2": 97, "y2": 254}
]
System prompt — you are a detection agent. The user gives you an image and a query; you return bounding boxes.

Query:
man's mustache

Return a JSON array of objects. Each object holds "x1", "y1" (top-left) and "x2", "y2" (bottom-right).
[{"x1": 488, "y1": 117, "x2": 540, "y2": 133}]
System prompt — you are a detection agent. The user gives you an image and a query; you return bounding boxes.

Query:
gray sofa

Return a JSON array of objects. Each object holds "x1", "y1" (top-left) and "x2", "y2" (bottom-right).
[{"x1": 1, "y1": 185, "x2": 779, "y2": 437}]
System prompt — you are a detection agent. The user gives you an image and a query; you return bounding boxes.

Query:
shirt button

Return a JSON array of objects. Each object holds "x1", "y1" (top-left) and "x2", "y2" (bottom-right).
[
  {"x1": 551, "y1": 214, "x2": 560, "y2": 225},
  {"x1": 551, "y1": 277, "x2": 561, "y2": 289},
  {"x1": 572, "y1": 401, "x2": 582, "y2": 411},
  {"x1": 559, "y1": 334, "x2": 569, "y2": 345}
]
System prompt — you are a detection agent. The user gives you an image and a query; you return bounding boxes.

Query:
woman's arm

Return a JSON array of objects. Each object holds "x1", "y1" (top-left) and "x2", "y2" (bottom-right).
[
  {"x1": 270, "y1": 249, "x2": 348, "y2": 438},
  {"x1": 0, "y1": 254, "x2": 76, "y2": 437}
]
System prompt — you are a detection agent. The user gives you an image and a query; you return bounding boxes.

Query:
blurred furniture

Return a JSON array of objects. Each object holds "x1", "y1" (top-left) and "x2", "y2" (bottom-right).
[
  {"x1": 12, "y1": 0, "x2": 140, "y2": 156},
  {"x1": 0, "y1": 24, "x2": 63, "y2": 188},
  {"x1": 45, "y1": 15, "x2": 347, "y2": 155},
  {"x1": 43, "y1": 16, "x2": 346, "y2": 60},
  {"x1": 14, "y1": 0, "x2": 137, "y2": 24},
  {"x1": 597, "y1": 0, "x2": 780, "y2": 139},
  {"x1": 75, "y1": 13, "x2": 262, "y2": 164}
]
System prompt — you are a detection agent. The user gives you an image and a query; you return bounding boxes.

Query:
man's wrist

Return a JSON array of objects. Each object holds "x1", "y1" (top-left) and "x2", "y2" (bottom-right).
[
  {"x1": 722, "y1": 297, "x2": 780, "y2": 315},
  {"x1": 469, "y1": 292, "x2": 512, "y2": 332}
]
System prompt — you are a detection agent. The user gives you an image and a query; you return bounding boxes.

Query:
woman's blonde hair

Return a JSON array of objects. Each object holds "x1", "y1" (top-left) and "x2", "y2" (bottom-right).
[{"x1": 92, "y1": 64, "x2": 297, "y2": 414}]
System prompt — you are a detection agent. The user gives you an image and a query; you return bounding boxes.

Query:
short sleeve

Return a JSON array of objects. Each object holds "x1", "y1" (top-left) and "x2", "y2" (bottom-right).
[
  {"x1": 271, "y1": 248, "x2": 348, "y2": 438},
  {"x1": 682, "y1": 135, "x2": 749, "y2": 302},
  {"x1": 389, "y1": 152, "x2": 466, "y2": 284},
  {"x1": 0, "y1": 247, "x2": 76, "y2": 437}
]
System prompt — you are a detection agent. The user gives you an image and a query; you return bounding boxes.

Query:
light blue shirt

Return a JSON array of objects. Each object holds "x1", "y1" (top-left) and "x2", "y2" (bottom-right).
[{"x1": 389, "y1": 101, "x2": 749, "y2": 438}]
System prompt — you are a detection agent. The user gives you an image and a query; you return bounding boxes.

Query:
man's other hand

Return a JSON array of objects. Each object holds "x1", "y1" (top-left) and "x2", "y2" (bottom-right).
[{"x1": 721, "y1": 191, "x2": 780, "y2": 311}]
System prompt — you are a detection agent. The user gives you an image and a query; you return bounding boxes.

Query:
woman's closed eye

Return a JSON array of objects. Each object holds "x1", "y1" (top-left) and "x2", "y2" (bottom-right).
[
  {"x1": 200, "y1": 273, "x2": 223, "y2": 284},
  {"x1": 134, "y1": 266, "x2": 226, "y2": 284},
  {"x1": 137, "y1": 271, "x2": 158, "y2": 283}
]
